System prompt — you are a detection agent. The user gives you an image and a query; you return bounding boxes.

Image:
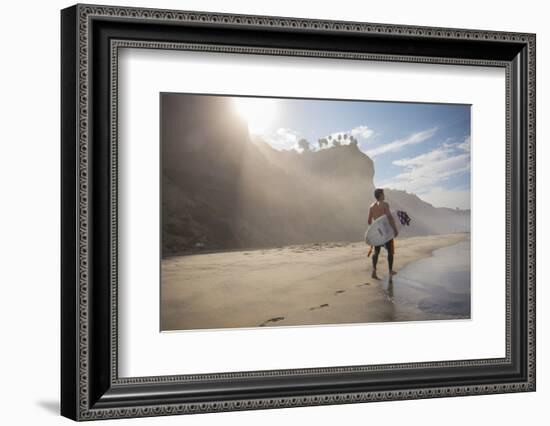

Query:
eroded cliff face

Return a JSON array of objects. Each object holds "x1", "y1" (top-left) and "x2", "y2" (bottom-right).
[{"x1": 162, "y1": 94, "x2": 469, "y2": 256}]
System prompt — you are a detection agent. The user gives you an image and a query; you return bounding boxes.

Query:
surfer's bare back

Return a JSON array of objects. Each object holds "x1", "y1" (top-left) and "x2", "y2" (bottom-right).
[{"x1": 368, "y1": 188, "x2": 398, "y2": 280}]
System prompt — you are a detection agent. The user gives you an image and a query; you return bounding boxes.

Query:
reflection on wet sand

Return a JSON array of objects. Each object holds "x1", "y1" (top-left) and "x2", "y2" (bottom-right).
[{"x1": 380, "y1": 240, "x2": 471, "y2": 322}]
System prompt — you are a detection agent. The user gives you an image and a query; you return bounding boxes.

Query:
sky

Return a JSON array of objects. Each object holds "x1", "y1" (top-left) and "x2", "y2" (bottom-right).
[{"x1": 231, "y1": 96, "x2": 471, "y2": 210}]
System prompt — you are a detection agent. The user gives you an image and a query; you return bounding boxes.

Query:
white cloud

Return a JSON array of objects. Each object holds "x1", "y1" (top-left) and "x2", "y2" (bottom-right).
[
  {"x1": 382, "y1": 145, "x2": 470, "y2": 201},
  {"x1": 350, "y1": 125, "x2": 375, "y2": 140},
  {"x1": 317, "y1": 125, "x2": 375, "y2": 150},
  {"x1": 441, "y1": 137, "x2": 456, "y2": 148},
  {"x1": 262, "y1": 127, "x2": 302, "y2": 151},
  {"x1": 457, "y1": 135, "x2": 471, "y2": 152},
  {"x1": 441, "y1": 135, "x2": 470, "y2": 152},
  {"x1": 261, "y1": 124, "x2": 376, "y2": 152},
  {"x1": 365, "y1": 127, "x2": 437, "y2": 157}
]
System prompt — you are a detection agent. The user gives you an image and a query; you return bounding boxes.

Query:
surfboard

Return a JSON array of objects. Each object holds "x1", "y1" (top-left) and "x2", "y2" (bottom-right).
[{"x1": 365, "y1": 213, "x2": 399, "y2": 246}]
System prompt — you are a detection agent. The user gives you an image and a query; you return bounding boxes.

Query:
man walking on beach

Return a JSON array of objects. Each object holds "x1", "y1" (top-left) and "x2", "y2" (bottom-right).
[{"x1": 368, "y1": 188, "x2": 399, "y2": 280}]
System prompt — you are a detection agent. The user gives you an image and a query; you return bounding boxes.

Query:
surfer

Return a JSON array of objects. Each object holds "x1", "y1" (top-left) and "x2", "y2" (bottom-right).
[{"x1": 367, "y1": 188, "x2": 399, "y2": 280}]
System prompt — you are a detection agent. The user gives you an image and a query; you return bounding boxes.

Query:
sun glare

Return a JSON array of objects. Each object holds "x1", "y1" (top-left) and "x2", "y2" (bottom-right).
[{"x1": 232, "y1": 97, "x2": 278, "y2": 135}]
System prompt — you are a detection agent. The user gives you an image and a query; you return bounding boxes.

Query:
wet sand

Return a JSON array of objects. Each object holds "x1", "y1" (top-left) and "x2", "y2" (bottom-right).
[
  {"x1": 381, "y1": 239, "x2": 471, "y2": 322},
  {"x1": 161, "y1": 233, "x2": 470, "y2": 331}
]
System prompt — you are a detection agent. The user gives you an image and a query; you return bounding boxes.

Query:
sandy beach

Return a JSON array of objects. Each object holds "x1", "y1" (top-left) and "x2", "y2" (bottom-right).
[{"x1": 161, "y1": 233, "x2": 470, "y2": 331}]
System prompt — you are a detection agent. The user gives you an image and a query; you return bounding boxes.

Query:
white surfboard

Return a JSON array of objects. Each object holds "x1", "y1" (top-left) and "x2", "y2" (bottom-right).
[{"x1": 365, "y1": 213, "x2": 399, "y2": 246}]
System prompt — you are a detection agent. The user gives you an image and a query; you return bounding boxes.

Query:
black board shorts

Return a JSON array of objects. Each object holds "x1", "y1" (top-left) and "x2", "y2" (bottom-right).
[{"x1": 376, "y1": 239, "x2": 394, "y2": 254}]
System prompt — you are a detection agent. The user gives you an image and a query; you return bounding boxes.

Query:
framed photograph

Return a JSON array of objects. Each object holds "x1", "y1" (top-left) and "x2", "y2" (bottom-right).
[{"x1": 61, "y1": 4, "x2": 536, "y2": 421}]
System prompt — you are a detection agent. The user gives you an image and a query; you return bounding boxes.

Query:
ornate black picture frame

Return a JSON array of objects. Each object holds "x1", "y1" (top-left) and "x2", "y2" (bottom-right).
[{"x1": 61, "y1": 4, "x2": 536, "y2": 421}]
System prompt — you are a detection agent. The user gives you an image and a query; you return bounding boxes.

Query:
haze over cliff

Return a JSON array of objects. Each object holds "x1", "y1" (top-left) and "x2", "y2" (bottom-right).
[{"x1": 162, "y1": 94, "x2": 470, "y2": 256}]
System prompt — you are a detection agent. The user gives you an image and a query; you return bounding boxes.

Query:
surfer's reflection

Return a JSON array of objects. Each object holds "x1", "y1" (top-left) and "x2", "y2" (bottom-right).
[
  {"x1": 387, "y1": 278, "x2": 394, "y2": 299},
  {"x1": 380, "y1": 276, "x2": 397, "y2": 321}
]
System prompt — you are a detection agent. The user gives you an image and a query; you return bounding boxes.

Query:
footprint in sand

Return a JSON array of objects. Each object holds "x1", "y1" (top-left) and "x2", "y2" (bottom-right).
[
  {"x1": 356, "y1": 282, "x2": 371, "y2": 288},
  {"x1": 259, "y1": 316, "x2": 285, "y2": 327},
  {"x1": 309, "y1": 303, "x2": 329, "y2": 311},
  {"x1": 334, "y1": 290, "x2": 345, "y2": 295}
]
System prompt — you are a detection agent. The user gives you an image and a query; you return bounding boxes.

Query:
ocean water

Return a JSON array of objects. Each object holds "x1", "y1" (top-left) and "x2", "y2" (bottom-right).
[{"x1": 382, "y1": 240, "x2": 471, "y2": 321}]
